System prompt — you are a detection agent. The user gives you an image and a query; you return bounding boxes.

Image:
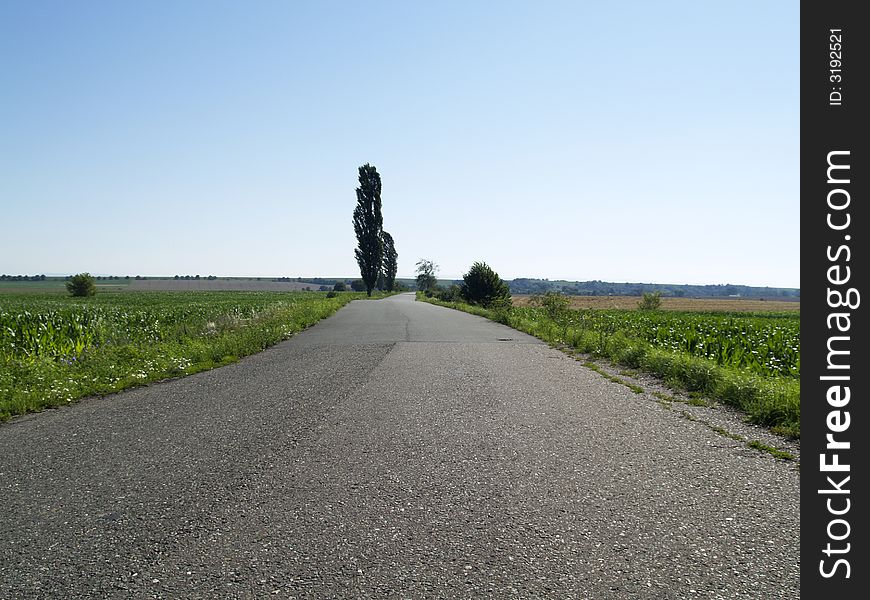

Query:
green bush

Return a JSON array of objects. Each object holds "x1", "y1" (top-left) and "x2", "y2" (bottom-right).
[
  {"x1": 638, "y1": 291, "x2": 662, "y2": 310},
  {"x1": 437, "y1": 284, "x2": 463, "y2": 302},
  {"x1": 461, "y1": 261, "x2": 511, "y2": 308},
  {"x1": 66, "y1": 273, "x2": 96, "y2": 297}
]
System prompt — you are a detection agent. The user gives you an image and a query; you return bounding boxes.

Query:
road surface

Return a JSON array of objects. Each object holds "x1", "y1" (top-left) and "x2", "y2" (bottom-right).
[{"x1": 0, "y1": 293, "x2": 799, "y2": 598}]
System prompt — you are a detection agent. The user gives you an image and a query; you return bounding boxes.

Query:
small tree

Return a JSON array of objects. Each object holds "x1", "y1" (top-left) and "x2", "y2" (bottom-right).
[
  {"x1": 353, "y1": 163, "x2": 384, "y2": 296},
  {"x1": 333, "y1": 281, "x2": 347, "y2": 292},
  {"x1": 415, "y1": 259, "x2": 439, "y2": 293},
  {"x1": 461, "y1": 262, "x2": 511, "y2": 308},
  {"x1": 66, "y1": 272, "x2": 96, "y2": 297},
  {"x1": 382, "y1": 231, "x2": 398, "y2": 291},
  {"x1": 531, "y1": 290, "x2": 570, "y2": 317},
  {"x1": 350, "y1": 279, "x2": 366, "y2": 292},
  {"x1": 638, "y1": 291, "x2": 662, "y2": 310}
]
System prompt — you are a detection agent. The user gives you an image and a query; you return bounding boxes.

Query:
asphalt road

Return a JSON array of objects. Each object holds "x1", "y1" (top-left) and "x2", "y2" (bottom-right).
[{"x1": 0, "y1": 293, "x2": 799, "y2": 599}]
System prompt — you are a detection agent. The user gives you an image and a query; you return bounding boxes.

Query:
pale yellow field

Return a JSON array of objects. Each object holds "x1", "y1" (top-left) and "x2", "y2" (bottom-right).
[{"x1": 511, "y1": 295, "x2": 800, "y2": 312}]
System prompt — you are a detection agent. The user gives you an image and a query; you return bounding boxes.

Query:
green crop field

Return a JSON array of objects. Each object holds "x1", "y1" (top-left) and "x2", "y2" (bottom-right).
[
  {"x1": 518, "y1": 308, "x2": 800, "y2": 379},
  {"x1": 0, "y1": 290, "x2": 379, "y2": 420},
  {"x1": 421, "y1": 295, "x2": 801, "y2": 438}
]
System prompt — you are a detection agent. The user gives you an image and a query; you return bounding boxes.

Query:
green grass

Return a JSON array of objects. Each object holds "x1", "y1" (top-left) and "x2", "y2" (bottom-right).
[
  {"x1": 419, "y1": 293, "x2": 800, "y2": 438},
  {"x1": 581, "y1": 361, "x2": 643, "y2": 393},
  {"x1": 746, "y1": 440, "x2": 796, "y2": 461},
  {"x1": 0, "y1": 290, "x2": 387, "y2": 420}
]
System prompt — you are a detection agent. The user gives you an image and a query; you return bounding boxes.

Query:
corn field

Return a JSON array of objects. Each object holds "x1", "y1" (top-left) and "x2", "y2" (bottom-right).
[
  {"x1": 0, "y1": 291, "x2": 373, "y2": 420},
  {"x1": 0, "y1": 292, "x2": 345, "y2": 362},
  {"x1": 513, "y1": 307, "x2": 800, "y2": 378}
]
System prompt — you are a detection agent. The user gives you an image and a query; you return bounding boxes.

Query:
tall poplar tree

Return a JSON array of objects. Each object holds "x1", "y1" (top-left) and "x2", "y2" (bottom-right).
[
  {"x1": 353, "y1": 164, "x2": 383, "y2": 296},
  {"x1": 382, "y1": 231, "x2": 398, "y2": 292}
]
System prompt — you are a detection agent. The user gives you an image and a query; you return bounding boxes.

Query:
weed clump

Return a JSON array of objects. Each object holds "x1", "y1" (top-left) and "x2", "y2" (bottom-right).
[{"x1": 638, "y1": 291, "x2": 662, "y2": 310}]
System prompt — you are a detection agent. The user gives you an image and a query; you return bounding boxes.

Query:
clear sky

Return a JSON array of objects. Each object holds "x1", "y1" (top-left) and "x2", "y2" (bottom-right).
[{"x1": 0, "y1": 1, "x2": 799, "y2": 288}]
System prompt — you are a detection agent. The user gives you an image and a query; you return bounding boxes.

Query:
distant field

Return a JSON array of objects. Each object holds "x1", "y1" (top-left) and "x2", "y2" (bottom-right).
[
  {"x1": 512, "y1": 295, "x2": 800, "y2": 312},
  {"x1": 0, "y1": 279, "x2": 331, "y2": 294},
  {"x1": 0, "y1": 280, "x2": 131, "y2": 294},
  {"x1": 127, "y1": 279, "x2": 322, "y2": 292},
  {"x1": 0, "y1": 281, "x2": 70, "y2": 293}
]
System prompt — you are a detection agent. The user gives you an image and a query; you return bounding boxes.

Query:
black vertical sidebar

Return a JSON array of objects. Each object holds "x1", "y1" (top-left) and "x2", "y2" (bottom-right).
[{"x1": 801, "y1": 1, "x2": 868, "y2": 597}]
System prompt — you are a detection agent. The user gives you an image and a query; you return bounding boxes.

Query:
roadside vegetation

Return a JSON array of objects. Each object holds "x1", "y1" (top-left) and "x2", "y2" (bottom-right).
[
  {"x1": 0, "y1": 290, "x2": 389, "y2": 421},
  {"x1": 417, "y1": 259, "x2": 512, "y2": 309},
  {"x1": 419, "y1": 288, "x2": 800, "y2": 438}
]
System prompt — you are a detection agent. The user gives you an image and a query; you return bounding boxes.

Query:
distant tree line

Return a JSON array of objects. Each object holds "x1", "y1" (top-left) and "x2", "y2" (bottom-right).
[
  {"x1": 0, "y1": 274, "x2": 47, "y2": 281},
  {"x1": 278, "y1": 277, "x2": 344, "y2": 286},
  {"x1": 0, "y1": 274, "x2": 137, "y2": 282}
]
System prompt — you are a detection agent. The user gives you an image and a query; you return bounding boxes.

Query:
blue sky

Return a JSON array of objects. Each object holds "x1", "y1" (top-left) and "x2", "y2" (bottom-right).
[{"x1": 0, "y1": 1, "x2": 799, "y2": 287}]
